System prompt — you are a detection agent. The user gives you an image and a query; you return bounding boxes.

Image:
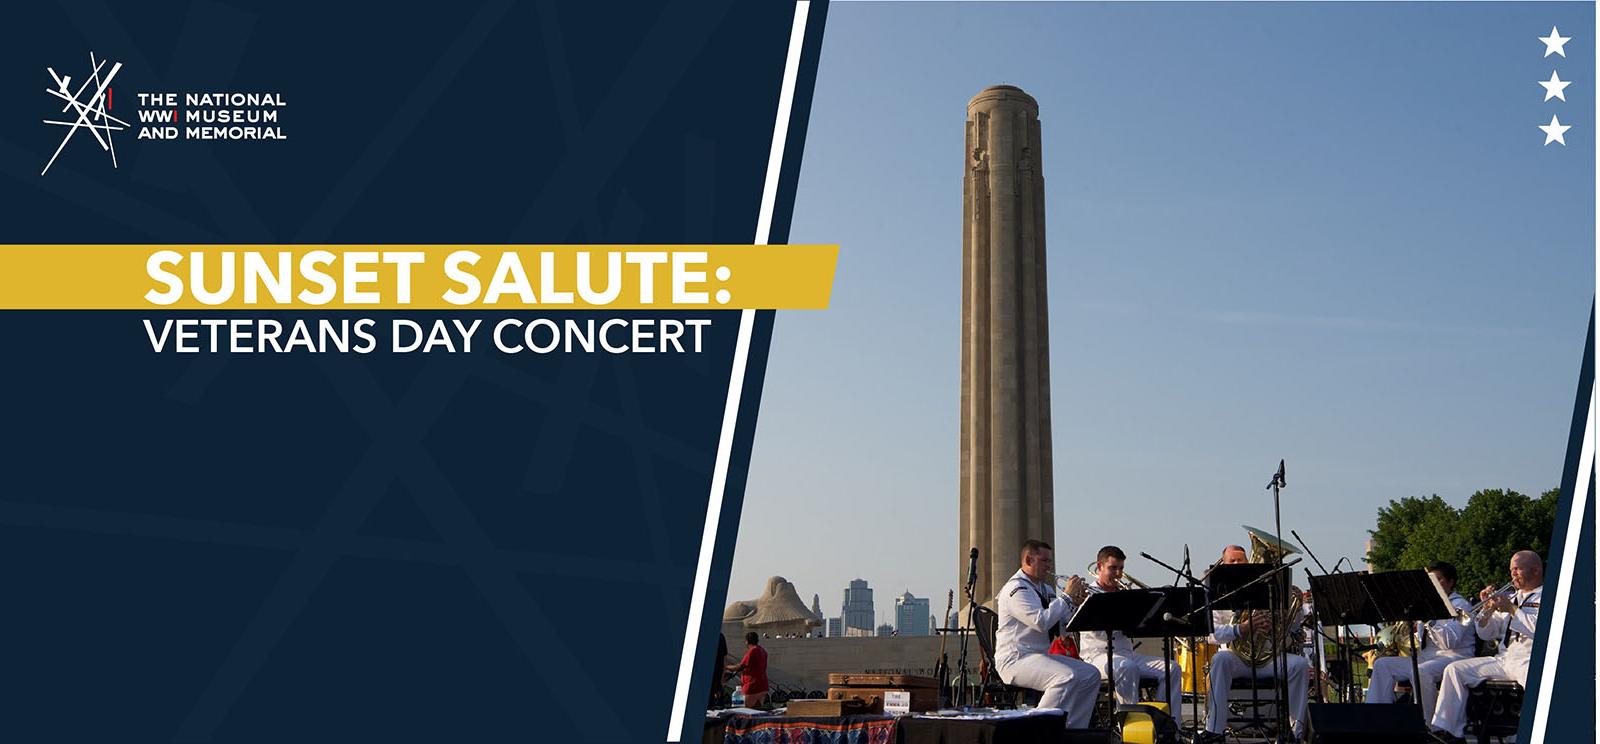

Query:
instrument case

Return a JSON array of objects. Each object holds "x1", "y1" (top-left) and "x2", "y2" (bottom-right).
[{"x1": 826, "y1": 673, "x2": 939, "y2": 712}]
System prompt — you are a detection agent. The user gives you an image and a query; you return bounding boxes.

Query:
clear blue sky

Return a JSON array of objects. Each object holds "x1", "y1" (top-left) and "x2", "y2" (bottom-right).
[{"x1": 731, "y1": 2, "x2": 1594, "y2": 628}]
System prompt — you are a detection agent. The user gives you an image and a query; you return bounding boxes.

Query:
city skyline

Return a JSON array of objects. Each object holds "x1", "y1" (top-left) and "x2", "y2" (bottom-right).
[{"x1": 729, "y1": 575, "x2": 951, "y2": 630}]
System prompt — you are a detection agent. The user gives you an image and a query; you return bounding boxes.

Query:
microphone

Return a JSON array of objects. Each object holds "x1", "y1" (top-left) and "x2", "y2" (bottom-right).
[{"x1": 967, "y1": 548, "x2": 980, "y2": 588}]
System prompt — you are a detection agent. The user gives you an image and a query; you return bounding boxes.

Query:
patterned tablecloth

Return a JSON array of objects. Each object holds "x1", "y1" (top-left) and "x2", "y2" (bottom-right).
[
  {"x1": 721, "y1": 715, "x2": 897, "y2": 744},
  {"x1": 712, "y1": 710, "x2": 1084, "y2": 744}
]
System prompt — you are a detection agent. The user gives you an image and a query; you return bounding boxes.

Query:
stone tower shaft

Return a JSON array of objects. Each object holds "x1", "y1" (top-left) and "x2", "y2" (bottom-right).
[{"x1": 960, "y1": 85, "x2": 1055, "y2": 606}]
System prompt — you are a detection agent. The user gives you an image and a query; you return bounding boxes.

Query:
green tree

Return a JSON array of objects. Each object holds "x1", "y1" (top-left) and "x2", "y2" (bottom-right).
[
  {"x1": 1365, "y1": 488, "x2": 1559, "y2": 596},
  {"x1": 1395, "y1": 507, "x2": 1463, "y2": 576},
  {"x1": 1454, "y1": 488, "x2": 1559, "y2": 593},
  {"x1": 1366, "y1": 495, "x2": 1456, "y2": 571}
]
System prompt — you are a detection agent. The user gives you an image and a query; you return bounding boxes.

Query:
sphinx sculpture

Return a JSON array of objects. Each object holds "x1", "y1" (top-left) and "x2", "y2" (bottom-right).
[{"x1": 723, "y1": 576, "x2": 823, "y2": 637}]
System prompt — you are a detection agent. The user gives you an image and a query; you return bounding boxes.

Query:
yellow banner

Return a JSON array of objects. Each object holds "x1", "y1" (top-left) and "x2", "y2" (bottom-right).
[{"x1": 0, "y1": 244, "x2": 838, "y2": 310}]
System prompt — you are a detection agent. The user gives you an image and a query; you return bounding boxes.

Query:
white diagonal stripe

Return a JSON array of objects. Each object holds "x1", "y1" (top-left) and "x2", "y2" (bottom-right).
[
  {"x1": 666, "y1": 3, "x2": 811, "y2": 741},
  {"x1": 1529, "y1": 386, "x2": 1592, "y2": 744}
]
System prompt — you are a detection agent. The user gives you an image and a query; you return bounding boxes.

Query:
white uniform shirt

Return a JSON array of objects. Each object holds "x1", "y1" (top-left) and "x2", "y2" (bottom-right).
[
  {"x1": 1417, "y1": 592, "x2": 1475, "y2": 656},
  {"x1": 1210, "y1": 610, "x2": 1239, "y2": 648},
  {"x1": 1076, "y1": 582, "x2": 1136, "y2": 657},
  {"x1": 1475, "y1": 586, "x2": 1541, "y2": 661},
  {"x1": 994, "y1": 568, "x2": 1075, "y2": 669},
  {"x1": 1208, "y1": 605, "x2": 1307, "y2": 651}
]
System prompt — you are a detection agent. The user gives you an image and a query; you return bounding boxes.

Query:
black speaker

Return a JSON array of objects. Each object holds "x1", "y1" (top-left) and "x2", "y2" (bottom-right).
[{"x1": 1306, "y1": 703, "x2": 1429, "y2": 743}]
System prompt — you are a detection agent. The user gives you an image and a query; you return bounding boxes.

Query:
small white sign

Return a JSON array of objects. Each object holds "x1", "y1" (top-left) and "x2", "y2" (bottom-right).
[{"x1": 884, "y1": 691, "x2": 911, "y2": 715}]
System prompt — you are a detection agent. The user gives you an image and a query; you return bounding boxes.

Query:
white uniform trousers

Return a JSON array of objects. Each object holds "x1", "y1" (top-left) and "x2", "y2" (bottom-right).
[
  {"x1": 998, "y1": 653, "x2": 1102, "y2": 728},
  {"x1": 1080, "y1": 651, "x2": 1182, "y2": 715},
  {"x1": 1364, "y1": 652, "x2": 1468, "y2": 720},
  {"x1": 1205, "y1": 649, "x2": 1310, "y2": 737},
  {"x1": 1429, "y1": 656, "x2": 1520, "y2": 738}
]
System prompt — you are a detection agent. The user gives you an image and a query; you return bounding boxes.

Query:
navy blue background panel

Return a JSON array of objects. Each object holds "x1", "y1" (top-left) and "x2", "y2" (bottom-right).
[
  {"x1": 0, "y1": 1, "x2": 808, "y2": 741},
  {"x1": 1520, "y1": 307, "x2": 1595, "y2": 743}
]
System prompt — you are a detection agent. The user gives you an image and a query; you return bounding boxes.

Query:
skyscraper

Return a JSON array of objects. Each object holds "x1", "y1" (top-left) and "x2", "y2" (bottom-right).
[
  {"x1": 894, "y1": 591, "x2": 931, "y2": 636},
  {"x1": 841, "y1": 579, "x2": 874, "y2": 632}
]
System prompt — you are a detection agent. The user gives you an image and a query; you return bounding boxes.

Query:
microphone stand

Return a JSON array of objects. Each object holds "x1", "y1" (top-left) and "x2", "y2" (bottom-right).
[
  {"x1": 956, "y1": 554, "x2": 977, "y2": 708},
  {"x1": 1290, "y1": 530, "x2": 1330, "y2": 704},
  {"x1": 1330, "y1": 556, "x2": 1357, "y2": 701},
  {"x1": 1266, "y1": 461, "x2": 1291, "y2": 743},
  {"x1": 1141, "y1": 549, "x2": 1206, "y2": 736}
]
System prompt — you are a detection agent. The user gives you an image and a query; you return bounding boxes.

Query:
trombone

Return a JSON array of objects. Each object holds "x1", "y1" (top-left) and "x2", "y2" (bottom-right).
[
  {"x1": 1047, "y1": 562, "x2": 1153, "y2": 600},
  {"x1": 1081, "y1": 561, "x2": 1152, "y2": 590}
]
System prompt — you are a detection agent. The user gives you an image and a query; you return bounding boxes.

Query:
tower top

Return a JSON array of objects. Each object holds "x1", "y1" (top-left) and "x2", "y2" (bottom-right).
[{"x1": 968, "y1": 85, "x2": 1038, "y2": 113}]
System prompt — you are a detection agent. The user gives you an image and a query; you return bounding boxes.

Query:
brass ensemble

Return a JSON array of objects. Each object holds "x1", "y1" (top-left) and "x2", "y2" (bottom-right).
[{"x1": 1231, "y1": 525, "x2": 1306, "y2": 667}]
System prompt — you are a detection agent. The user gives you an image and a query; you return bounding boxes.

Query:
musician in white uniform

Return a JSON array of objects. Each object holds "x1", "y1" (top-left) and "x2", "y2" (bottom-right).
[
  {"x1": 1364, "y1": 561, "x2": 1475, "y2": 719},
  {"x1": 1201, "y1": 545, "x2": 1311, "y2": 742},
  {"x1": 1077, "y1": 546, "x2": 1183, "y2": 714},
  {"x1": 995, "y1": 539, "x2": 1102, "y2": 728},
  {"x1": 1429, "y1": 551, "x2": 1544, "y2": 743}
]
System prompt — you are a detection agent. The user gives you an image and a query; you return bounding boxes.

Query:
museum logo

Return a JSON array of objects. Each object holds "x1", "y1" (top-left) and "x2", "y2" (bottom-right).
[
  {"x1": 40, "y1": 50, "x2": 289, "y2": 177},
  {"x1": 41, "y1": 52, "x2": 127, "y2": 176}
]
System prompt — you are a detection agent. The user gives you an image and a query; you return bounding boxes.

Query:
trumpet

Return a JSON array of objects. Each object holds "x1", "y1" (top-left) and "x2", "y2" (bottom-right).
[
  {"x1": 1045, "y1": 574, "x2": 1091, "y2": 603},
  {"x1": 1050, "y1": 573, "x2": 1085, "y2": 594},
  {"x1": 1458, "y1": 581, "x2": 1517, "y2": 622}
]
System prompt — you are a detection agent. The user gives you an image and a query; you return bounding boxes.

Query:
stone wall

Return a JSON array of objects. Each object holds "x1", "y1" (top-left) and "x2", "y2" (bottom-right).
[{"x1": 725, "y1": 635, "x2": 946, "y2": 693}]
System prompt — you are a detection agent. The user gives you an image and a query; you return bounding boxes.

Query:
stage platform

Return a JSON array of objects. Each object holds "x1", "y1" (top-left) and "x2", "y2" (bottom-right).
[
  {"x1": 704, "y1": 705, "x2": 1436, "y2": 744},
  {"x1": 706, "y1": 710, "x2": 1117, "y2": 744}
]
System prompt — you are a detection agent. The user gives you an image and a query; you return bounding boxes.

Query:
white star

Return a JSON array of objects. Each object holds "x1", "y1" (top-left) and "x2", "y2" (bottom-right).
[
  {"x1": 1539, "y1": 114, "x2": 1570, "y2": 145},
  {"x1": 1540, "y1": 26, "x2": 1570, "y2": 58},
  {"x1": 1539, "y1": 71, "x2": 1572, "y2": 101}
]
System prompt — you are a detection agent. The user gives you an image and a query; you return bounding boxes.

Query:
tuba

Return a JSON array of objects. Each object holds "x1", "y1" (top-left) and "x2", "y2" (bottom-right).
[{"x1": 1231, "y1": 525, "x2": 1305, "y2": 667}]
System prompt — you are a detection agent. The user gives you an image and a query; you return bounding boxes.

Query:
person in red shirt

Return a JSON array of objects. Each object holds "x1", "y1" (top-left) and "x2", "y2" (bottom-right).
[{"x1": 727, "y1": 632, "x2": 769, "y2": 707}]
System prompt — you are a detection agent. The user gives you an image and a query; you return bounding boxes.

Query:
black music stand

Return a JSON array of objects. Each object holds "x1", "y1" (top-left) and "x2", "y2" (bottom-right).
[
  {"x1": 1066, "y1": 589, "x2": 1167, "y2": 725},
  {"x1": 1308, "y1": 571, "x2": 1380, "y2": 703},
  {"x1": 1129, "y1": 587, "x2": 1211, "y2": 723},
  {"x1": 1141, "y1": 548, "x2": 1213, "y2": 734},
  {"x1": 1207, "y1": 563, "x2": 1295, "y2": 741},
  {"x1": 1134, "y1": 586, "x2": 1212, "y2": 638},
  {"x1": 1206, "y1": 564, "x2": 1283, "y2": 611},
  {"x1": 1307, "y1": 572, "x2": 1381, "y2": 626},
  {"x1": 1362, "y1": 569, "x2": 1458, "y2": 711},
  {"x1": 1363, "y1": 569, "x2": 1455, "y2": 625}
]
